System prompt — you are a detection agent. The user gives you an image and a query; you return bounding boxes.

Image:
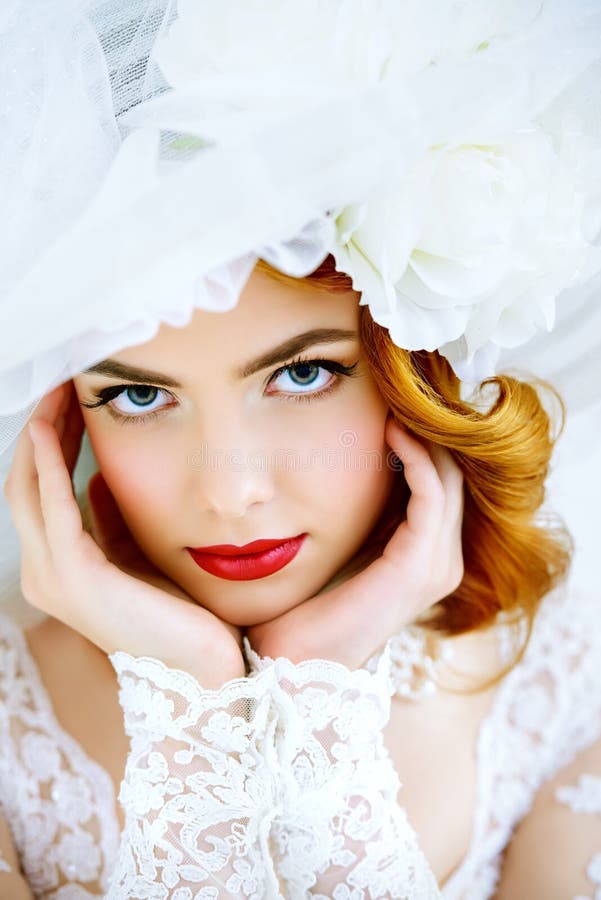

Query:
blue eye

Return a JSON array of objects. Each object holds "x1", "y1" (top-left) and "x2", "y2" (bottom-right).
[
  {"x1": 267, "y1": 357, "x2": 359, "y2": 402},
  {"x1": 111, "y1": 385, "x2": 170, "y2": 415},
  {"x1": 287, "y1": 362, "x2": 319, "y2": 384},
  {"x1": 271, "y1": 361, "x2": 329, "y2": 393},
  {"x1": 80, "y1": 383, "x2": 175, "y2": 424},
  {"x1": 126, "y1": 386, "x2": 158, "y2": 406}
]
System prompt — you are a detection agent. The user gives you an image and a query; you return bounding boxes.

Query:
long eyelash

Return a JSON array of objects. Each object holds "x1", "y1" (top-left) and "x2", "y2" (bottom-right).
[
  {"x1": 266, "y1": 356, "x2": 360, "y2": 403},
  {"x1": 80, "y1": 384, "x2": 174, "y2": 427},
  {"x1": 80, "y1": 384, "x2": 133, "y2": 409},
  {"x1": 80, "y1": 357, "x2": 361, "y2": 425}
]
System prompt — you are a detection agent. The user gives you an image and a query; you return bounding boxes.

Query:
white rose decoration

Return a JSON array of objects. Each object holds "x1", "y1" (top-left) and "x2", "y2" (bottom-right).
[
  {"x1": 333, "y1": 120, "x2": 599, "y2": 377},
  {"x1": 150, "y1": 0, "x2": 601, "y2": 378}
]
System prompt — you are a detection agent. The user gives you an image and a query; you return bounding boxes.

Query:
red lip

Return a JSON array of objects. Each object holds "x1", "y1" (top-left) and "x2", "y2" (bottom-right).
[
  {"x1": 186, "y1": 534, "x2": 307, "y2": 581},
  {"x1": 191, "y1": 537, "x2": 300, "y2": 556}
]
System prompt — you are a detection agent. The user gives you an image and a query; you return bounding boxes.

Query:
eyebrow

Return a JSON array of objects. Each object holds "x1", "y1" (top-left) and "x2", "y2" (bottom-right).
[{"x1": 83, "y1": 328, "x2": 359, "y2": 386}]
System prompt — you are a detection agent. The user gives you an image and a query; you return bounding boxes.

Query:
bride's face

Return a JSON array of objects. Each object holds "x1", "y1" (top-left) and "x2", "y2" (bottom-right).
[{"x1": 73, "y1": 267, "x2": 396, "y2": 626}]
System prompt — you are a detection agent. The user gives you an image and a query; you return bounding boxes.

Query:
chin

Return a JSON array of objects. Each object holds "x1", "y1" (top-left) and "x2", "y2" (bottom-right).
[{"x1": 202, "y1": 591, "x2": 310, "y2": 629}]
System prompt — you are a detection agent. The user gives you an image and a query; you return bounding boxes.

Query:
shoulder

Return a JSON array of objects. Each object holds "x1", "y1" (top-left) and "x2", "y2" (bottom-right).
[
  {"x1": 498, "y1": 586, "x2": 601, "y2": 740},
  {"x1": 480, "y1": 586, "x2": 601, "y2": 804},
  {"x1": 494, "y1": 732, "x2": 601, "y2": 899},
  {"x1": 492, "y1": 588, "x2": 601, "y2": 897},
  {"x1": 441, "y1": 586, "x2": 601, "y2": 898}
]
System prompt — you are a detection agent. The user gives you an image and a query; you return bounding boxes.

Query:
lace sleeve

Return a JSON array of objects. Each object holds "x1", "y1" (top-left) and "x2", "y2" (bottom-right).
[
  {"x1": 253, "y1": 649, "x2": 441, "y2": 899},
  {"x1": 107, "y1": 653, "x2": 283, "y2": 898},
  {"x1": 106, "y1": 648, "x2": 441, "y2": 899}
]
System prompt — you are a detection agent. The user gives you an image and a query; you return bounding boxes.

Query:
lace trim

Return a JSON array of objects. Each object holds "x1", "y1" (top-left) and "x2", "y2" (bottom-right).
[
  {"x1": 442, "y1": 587, "x2": 601, "y2": 900},
  {"x1": 242, "y1": 638, "x2": 392, "y2": 687},
  {"x1": 363, "y1": 628, "x2": 454, "y2": 700},
  {"x1": 0, "y1": 612, "x2": 119, "y2": 896},
  {"x1": 361, "y1": 616, "x2": 516, "y2": 703},
  {"x1": 108, "y1": 646, "x2": 441, "y2": 899}
]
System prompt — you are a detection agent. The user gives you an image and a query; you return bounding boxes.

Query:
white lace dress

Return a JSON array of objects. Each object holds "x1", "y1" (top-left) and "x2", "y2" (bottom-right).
[{"x1": 0, "y1": 586, "x2": 599, "y2": 899}]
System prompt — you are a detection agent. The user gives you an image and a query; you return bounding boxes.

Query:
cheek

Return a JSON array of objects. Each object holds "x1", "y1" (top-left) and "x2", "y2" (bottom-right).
[
  {"x1": 285, "y1": 390, "x2": 392, "y2": 516},
  {"x1": 85, "y1": 425, "x2": 177, "y2": 537}
]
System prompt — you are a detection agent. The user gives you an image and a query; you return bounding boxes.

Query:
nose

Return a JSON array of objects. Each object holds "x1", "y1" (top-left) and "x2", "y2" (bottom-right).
[{"x1": 188, "y1": 424, "x2": 275, "y2": 520}]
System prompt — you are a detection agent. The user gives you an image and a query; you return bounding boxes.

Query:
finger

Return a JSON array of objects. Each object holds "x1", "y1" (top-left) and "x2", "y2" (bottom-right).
[
  {"x1": 33, "y1": 382, "x2": 84, "y2": 475},
  {"x1": 60, "y1": 383, "x2": 85, "y2": 474},
  {"x1": 3, "y1": 425, "x2": 47, "y2": 555},
  {"x1": 29, "y1": 419, "x2": 84, "y2": 554},
  {"x1": 426, "y1": 444, "x2": 465, "y2": 589},
  {"x1": 6, "y1": 384, "x2": 84, "y2": 550},
  {"x1": 5, "y1": 385, "x2": 69, "y2": 501},
  {"x1": 427, "y1": 443, "x2": 464, "y2": 522},
  {"x1": 32, "y1": 384, "x2": 71, "y2": 429},
  {"x1": 87, "y1": 471, "x2": 131, "y2": 554},
  {"x1": 385, "y1": 418, "x2": 445, "y2": 540}
]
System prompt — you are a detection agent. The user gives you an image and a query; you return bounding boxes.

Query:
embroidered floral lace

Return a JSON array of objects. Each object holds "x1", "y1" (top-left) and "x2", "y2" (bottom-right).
[
  {"x1": 107, "y1": 646, "x2": 441, "y2": 898},
  {"x1": 0, "y1": 586, "x2": 599, "y2": 898},
  {"x1": 0, "y1": 617, "x2": 119, "y2": 897}
]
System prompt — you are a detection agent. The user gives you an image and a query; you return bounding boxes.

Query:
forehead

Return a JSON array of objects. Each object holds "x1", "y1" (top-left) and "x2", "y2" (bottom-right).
[{"x1": 109, "y1": 267, "x2": 361, "y2": 377}]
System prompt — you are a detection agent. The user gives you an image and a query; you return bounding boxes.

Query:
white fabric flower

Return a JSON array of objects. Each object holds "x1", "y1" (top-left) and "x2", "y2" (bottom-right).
[
  {"x1": 151, "y1": 0, "x2": 601, "y2": 378},
  {"x1": 335, "y1": 122, "x2": 600, "y2": 375}
]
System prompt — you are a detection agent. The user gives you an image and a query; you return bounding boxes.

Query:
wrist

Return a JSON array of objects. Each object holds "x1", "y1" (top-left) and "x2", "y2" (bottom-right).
[
  {"x1": 250, "y1": 558, "x2": 411, "y2": 669},
  {"x1": 177, "y1": 641, "x2": 246, "y2": 689}
]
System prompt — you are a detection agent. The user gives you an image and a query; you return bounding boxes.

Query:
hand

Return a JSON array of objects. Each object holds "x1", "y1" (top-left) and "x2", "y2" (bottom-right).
[
  {"x1": 3, "y1": 382, "x2": 244, "y2": 688},
  {"x1": 247, "y1": 416, "x2": 464, "y2": 669},
  {"x1": 85, "y1": 469, "x2": 244, "y2": 650}
]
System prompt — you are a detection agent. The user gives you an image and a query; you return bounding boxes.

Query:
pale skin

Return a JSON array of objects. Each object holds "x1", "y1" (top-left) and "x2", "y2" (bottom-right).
[{"x1": 2, "y1": 265, "x2": 599, "y2": 894}]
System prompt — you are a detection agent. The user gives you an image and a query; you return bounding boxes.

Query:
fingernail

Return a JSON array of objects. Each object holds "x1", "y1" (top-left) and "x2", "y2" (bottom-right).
[{"x1": 28, "y1": 422, "x2": 39, "y2": 446}]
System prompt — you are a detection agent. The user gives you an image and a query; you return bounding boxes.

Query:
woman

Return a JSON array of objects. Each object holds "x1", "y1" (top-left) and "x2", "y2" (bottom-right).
[
  {"x1": 1, "y1": 1, "x2": 601, "y2": 897},
  {"x1": 1, "y1": 257, "x2": 599, "y2": 898}
]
